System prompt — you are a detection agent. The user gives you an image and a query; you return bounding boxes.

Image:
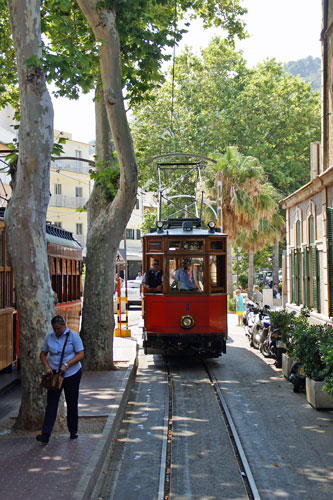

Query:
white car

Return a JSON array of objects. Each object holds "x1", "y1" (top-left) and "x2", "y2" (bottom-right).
[{"x1": 115, "y1": 279, "x2": 142, "y2": 308}]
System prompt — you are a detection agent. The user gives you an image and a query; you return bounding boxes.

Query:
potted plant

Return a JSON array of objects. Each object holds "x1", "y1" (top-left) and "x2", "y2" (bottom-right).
[
  {"x1": 317, "y1": 325, "x2": 333, "y2": 409},
  {"x1": 269, "y1": 309, "x2": 297, "y2": 372},
  {"x1": 293, "y1": 323, "x2": 333, "y2": 410}
]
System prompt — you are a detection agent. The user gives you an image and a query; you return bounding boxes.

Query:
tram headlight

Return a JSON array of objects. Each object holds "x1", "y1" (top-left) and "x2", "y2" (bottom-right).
[
  {"x1": 156, "y1": 221, "x2": 164, "y2": 232},
  {"x1": 208, "y1": 220, "x2": 216, "y2": 233},
  {"x1": 180, "y1": 314, "x2": 195, "y2": 329}
]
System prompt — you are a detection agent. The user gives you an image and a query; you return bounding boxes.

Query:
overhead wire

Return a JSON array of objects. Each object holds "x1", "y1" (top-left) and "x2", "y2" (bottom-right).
[{"x1": 170, "y1": 0, "x2": 177, "y2": 153}]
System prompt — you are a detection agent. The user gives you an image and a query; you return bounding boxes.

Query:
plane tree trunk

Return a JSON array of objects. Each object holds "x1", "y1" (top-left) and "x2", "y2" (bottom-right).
[
  {"x1": 6, "y1": 0, "x2": 56, "y2": 430},
  {"x1": 77, "y1": 2, "x2": 138, "y2": 369}
]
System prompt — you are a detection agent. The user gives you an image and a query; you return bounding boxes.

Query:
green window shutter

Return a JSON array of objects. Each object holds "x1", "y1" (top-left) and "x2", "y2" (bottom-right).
[
  {"x1": 307, "y1": 247, "x2": 311, "y2": 306},
  {"x1": 303, "y1": 248, "x2": 308, "y2": 307},
  {"x1": 327, "y1": 208, "x2": 333, "y2": 316},
  {"x1": 312, "y1": 246, "x2": 317, "y2": 309},
  {"x1": 312, "y1": 246, "x2": 319, "y2": 311},
  {"x1": 316, "y1": 247, "x2": 321, "y2": 313},
  {"x1": 291, "y1": 249, "x2": 295, "y2": 303},
  {"x1": 295, "y1": 249, "x2": 301, "y2": 305}
]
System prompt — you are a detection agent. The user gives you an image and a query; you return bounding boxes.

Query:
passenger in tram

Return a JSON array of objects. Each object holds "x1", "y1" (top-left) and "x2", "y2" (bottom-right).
[
  {"x1": 173, "y1": 258, "x2": 198, "y2": 291},
  {"x1": 142, "y1": 258, "x2": 163, "y2": 292}
]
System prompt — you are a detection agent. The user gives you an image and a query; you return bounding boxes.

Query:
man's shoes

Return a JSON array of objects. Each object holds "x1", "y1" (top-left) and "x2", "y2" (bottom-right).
[
  {"x1": 70, "y1": 433, "x2": 78, "y2": 439},
  {"x1": 36, "y1": 433, "x2": 49, "y2": 444}
]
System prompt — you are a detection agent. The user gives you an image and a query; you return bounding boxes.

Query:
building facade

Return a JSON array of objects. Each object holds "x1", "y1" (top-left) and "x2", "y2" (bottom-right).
[
  {"x1": 281, "y1": 0, "x2": 333, "y2": 324},
  {"x1": 0, "y1": 107, "x2": 157, "y2": 272},
  {"x1": 48, "y1": 130, "x2": 94, "y2": 254}
]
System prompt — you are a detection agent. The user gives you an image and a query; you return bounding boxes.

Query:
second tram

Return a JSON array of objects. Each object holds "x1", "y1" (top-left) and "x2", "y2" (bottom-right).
[{"x1": 0, "y1": 216, "x2": 83, "y2": 372}]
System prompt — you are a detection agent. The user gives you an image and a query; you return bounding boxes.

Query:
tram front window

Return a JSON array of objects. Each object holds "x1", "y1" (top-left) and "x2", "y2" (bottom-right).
[
  {"x1": 169, "y1": 257, "x2": 204, "y2": 292},
  {"x1": 210, "y1": 254, "x2": 226, "y2": 292}
]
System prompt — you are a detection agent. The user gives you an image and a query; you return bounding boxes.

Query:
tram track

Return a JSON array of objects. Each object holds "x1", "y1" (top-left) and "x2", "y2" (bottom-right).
[
  {"x1": 203, "y1": 361, "x2": 261, "y2": 500},
  {"x1": 157, "y1": 357, "x2": 261, "y2": 500},
  {"x1": 96, "y1": 352, "x2": 261, "y2": 500}
]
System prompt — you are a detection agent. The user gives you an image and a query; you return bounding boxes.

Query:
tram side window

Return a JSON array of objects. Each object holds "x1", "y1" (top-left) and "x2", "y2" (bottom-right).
[
  {"x1": 210, "y1": 255, "x2": 226, "y2": 292},
  {"x1": 169, "y1": 257, "x2": 204, "y2": 292},
  {"x1": 0, "y1": 231, "x2": 3, "y2": 267}
]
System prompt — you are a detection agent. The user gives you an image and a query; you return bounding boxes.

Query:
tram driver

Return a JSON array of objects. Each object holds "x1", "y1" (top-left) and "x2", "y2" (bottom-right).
[{"x1": 142, "y1": 258, "x2": 163, "y2": 293}]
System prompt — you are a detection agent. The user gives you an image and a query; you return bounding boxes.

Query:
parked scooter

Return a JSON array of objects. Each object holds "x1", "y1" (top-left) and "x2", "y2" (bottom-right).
[
  {"x1": 259, "y1": 324, "x2": 285, "y2": 367},
  {"x1": 251, "y1": 305, "x2": 271, "y2": 349},
  {"x1": 243, "y1": 301, "x2": 260, "y2": 346},
  {"x1": 289, "y1": 361, "x2": 306, "y2": 392}
]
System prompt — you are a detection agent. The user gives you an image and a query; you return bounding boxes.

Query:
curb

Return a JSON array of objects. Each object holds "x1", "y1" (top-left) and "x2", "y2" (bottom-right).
[{"x1": 73, "y1": 344, "x2": 139, "y2": 500}]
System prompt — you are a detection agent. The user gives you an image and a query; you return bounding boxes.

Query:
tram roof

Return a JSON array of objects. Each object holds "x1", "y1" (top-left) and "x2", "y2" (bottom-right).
[
  {"x1": 0, "y1": 208, "x2": 82, "y2": 250},
  {"x1": 46, "y1": 224, "x2": 82, "y2": 249},
  {"x1": 144, "y1": 227, "x2": 227, "y2": 237}
]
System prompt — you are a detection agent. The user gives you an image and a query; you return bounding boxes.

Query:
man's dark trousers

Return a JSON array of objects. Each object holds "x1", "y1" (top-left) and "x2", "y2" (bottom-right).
[{"x1": 42, "y1": 368, "x2": 82, "y2": 436}]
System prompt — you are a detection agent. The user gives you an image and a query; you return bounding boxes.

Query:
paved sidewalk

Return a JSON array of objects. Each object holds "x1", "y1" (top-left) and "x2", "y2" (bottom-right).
[{"x1": 0, "y1": 333, "x2": 138, "y2": 500}]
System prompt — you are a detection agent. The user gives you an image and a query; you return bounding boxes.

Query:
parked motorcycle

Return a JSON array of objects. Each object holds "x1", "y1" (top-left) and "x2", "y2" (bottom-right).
[
  {"x1": 251, "y1": 305, "x2": 271, "y2": 350},
  {"x1": 289, "y1": 361, "x2": 306, "y2": 392},
  {"x1": 243, "y1": 301, "x2": 260, "y2": 346},
  {"x1": 259, "y1": 325, "x2": 285, "y2": 367}
]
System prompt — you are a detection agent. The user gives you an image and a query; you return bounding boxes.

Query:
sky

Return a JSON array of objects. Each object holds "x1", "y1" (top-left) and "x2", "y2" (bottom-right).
[{"x1": 52, "y1": 0, "x2": 322, "y2": 144}]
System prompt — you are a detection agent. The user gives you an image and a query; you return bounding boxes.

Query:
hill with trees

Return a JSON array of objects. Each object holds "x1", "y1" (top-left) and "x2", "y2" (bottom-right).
[{"x1": 285, "y1": 56, "x2": 321, "y2": 91}]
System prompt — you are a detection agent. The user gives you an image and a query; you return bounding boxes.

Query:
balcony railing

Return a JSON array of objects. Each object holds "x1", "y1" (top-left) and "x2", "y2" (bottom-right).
[
  {"x1": 52, "y1": 159, "x2": 93, "y2": 175},
  {"x1": 49, "y1": 194, "x2": 88, "y2": 209}
]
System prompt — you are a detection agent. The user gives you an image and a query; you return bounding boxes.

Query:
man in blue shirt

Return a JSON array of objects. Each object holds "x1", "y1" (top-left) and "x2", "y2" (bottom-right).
[
  {"x1": 36, "y1": 315, "x2": 84, "y2": 444},
  {"x1": 174, "y1": 259, "x2": 197, "y2": 291}
]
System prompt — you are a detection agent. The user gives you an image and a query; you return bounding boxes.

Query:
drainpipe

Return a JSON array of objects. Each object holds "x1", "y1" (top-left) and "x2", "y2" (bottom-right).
[{"x1": 321, "y1": 0, "x2": 329, "y2": 171}]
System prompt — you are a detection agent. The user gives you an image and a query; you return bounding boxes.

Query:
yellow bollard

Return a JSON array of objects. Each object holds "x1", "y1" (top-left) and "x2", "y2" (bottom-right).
[{"x1": 114, "y1": 282, "x2": 131, "y2": 337}]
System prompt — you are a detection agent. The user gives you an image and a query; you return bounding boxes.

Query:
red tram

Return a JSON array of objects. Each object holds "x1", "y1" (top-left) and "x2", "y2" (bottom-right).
[
  {"x1": 142, "y1": 154, "x2": 228, "y2": 358},
  {"x1": 142, "y1": 218, "x2": 227, "y2": 357},
  {"x1": 0, "y1": 216, "x2": 82, "y2": 372}
]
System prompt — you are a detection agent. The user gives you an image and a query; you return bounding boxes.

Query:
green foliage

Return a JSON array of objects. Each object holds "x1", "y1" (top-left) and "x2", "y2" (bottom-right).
[
  {"x1": 227, "y1": 295, "x2": 236, "y2": 312},
  {"x1": 132, "y1": 39, "x2": 320, "y2": 197},
  {"x1": 0, "y1": 0, "x2": 247, "y2": 111},
  {"x1": 90, "y1": 157, "x2": 120, "y2": 202},
  {"x1": 238, "y1": 273, "x2": 248, "y2": 289},
  {"x1": 269, "y1": 309, "x2": 297, "y2": 354},
  {"x1": 51, "y1": 135, "x2": 68, "y2": 161},
  {"x1": 321, "y1": 329, "x2": 333, "y2": 395},
  {"x1": 292, "y1": 322, "x2": 333, "y2": 382},
  {"x1": 141, "y1": 209, "x2": 157, "y2": 235},
  {"x1": 232, "y1": 249, "x2": 248, "y2": 276}
]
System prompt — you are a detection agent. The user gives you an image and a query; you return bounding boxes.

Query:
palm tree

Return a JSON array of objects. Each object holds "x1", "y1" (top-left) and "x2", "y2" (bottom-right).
[
  {"x1": 236, "y1": 211, "x2": 285, "y2": 296},
  {"x1": 204, "y1": 147, "x2": 283, "y2": 296}
]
